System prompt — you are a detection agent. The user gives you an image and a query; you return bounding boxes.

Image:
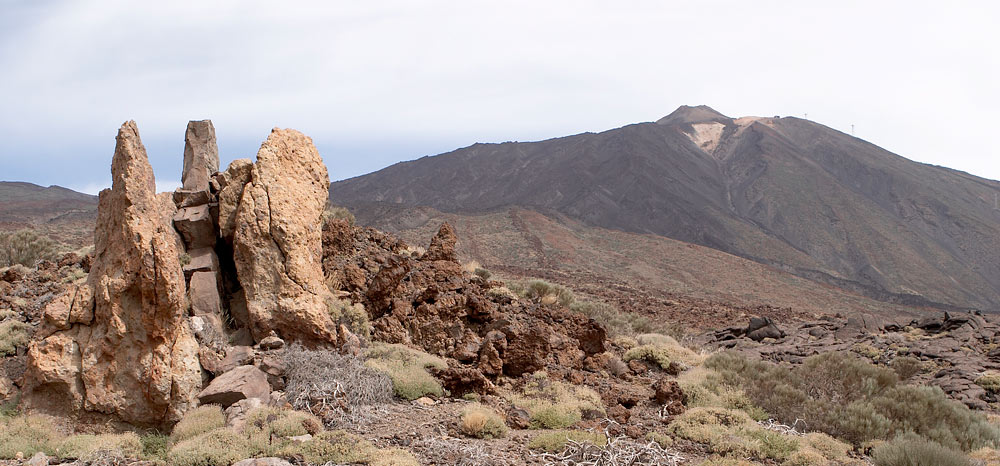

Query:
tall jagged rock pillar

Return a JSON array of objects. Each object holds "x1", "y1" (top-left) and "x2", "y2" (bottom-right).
[{"x1": 23, "y1": 121, "x2": 202, "y2": 426}]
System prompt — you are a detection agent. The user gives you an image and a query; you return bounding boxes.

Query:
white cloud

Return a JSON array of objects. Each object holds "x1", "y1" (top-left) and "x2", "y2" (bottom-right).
[{"x1": 0, "y1": 0, "x2": 998, "y2": 186}]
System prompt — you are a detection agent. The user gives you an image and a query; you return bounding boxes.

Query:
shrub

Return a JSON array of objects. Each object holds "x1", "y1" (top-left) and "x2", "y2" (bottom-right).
[
  {"x1": 323, "y1": 205, "x2": 356, "y2": 225},
  {"x1": 704, "y1": 351, "x2": 1000, "y2": 450},
  {"x1": 460, "y1": 404, "x2": 508, "y2": 439},
  {"x1": 140, "y1": 432, "x2": 169, "y2": 461},
  {"x1": 976, "y1": 372, "x2": 1000, "y2": 393},
  {"x1": 58, "y1": 432, "x2": 142, "y2": 462},
  {"x1": 365, "y1": 343, "x2": 447, "y2": 400},
  {"x1": 891, "y1": 356, "x2": 925, "y2": 381},
  {"x1": 645, "y1": 431, "x2": 673, "y2": 447},
  {"x1": 244, "y1": 406, "x2": 322, "y2": 441},
  {"x1": 167, "y1": 428, "x2": 250, "y2": 466},
  {"x1": 623, "y1": 344, "x2": 672, "y2": 369},
  {"x1": 528, "y1": 430, "x2": 608, "y2": 452},
  {"x1": 0, "y1": 230, "x2": 62, "y2": 267},
  {"x1": 872, "y1": 435, "x2": 970, "y2": 466},
  {"x1": 569, "y1": 299, "x2": 684, "y2": 338},
  {"x1": 294, "y1": 430, "x2": 375, "y2": 464},
  {"x1": 169, "y1": 405, "x2": 225, "y2": 444},
  {"x1": 666, "y1": 407, "x2": 799, "y2": 461},
  {"x1": 474, "y1": 268, "x2": 492, "y2": 280},
  {"x1": 510, "y1": 279, "x2": 575, "y2": 307},
  {"x1": 509, "y1": 377, "x2": 605, "y2": 429},
  {"x1": 284, "y1": 345, "x2": 393, "y2": 414},
  {"x1": 0, "y1": 415, "x2": 60, "y2": 459},
  {"x1": 327, "y1": 297, "x2": 371, "y2": 341},
  {"x1": 0, "y1": 319, "x2": 29, "y2": 356}
]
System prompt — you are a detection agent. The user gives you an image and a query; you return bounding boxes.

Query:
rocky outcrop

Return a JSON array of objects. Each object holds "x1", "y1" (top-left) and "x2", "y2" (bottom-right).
[
  {"x1": 24, "y1": 121, "x2": 202, "y2": 426},
  {"x1": 181, "y1": 120, "x2": 219, "y2": 192},
  {"x1": 232, "y1": 128, "x2": 337, "y2": 346}
]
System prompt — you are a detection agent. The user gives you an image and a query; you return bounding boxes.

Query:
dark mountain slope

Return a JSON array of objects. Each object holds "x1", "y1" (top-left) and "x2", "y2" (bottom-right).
[
  {"x1": 0, "y1": 181, "x2": 98, "y2": 246},
  {"x1": 332, "y1": 106, "x2": 1000, "y2": 311}
]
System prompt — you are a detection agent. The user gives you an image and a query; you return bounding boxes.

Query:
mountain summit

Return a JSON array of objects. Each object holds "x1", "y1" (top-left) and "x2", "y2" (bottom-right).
[{"x1": 332, "y1": 108, "x2": 1000, "y2": 312}]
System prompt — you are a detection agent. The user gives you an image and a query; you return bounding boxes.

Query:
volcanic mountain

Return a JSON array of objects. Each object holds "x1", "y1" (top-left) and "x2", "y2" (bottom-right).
[
  {"x1": 0, "y1": 181, "x2": 98, "y2": 246},
  {"x1": 332, "y1": 105, "x2": 1000, "y2": 312}
]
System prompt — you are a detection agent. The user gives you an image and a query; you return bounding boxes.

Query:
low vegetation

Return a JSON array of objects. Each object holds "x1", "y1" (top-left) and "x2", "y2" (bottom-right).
[
  {"x1": 284, "y1": 345, "x2": 394, "y2": 415},
  {"x1": 323, "y1": 204, "x2": 356, "y2": 225},
  {"x1": 326, "y1": 297, "x2": 371, "y2": 341},
  {"x1": 528, "y1": 430, "x2": 608, "y2": 452},
  {"x1": 508, "y1": 279, "x2": 576, "y2": 307},
  {"x1": 871, "y1": 434, "x2": 971, "y2": 466},
  {"x1": 460, "y1": 403, "x2": 508, "y2": 439},
  {"x1": 508, "y1": 372, "x2": 605, "y2": 429},
  {"x1": 169, "y1": 404, "x2": 225, "y2": 444},
  {"x1": 365, "y1": 343, "x2": 448, "y2": 400},
  {"x1": 704, "y1": 351, "x2": 1000, "y2": 451},
  {"x1": 0, "y1": 319, "x2": 29, "y2": 356},
  {"x1": 0, "y1": 229, "x2": 62, "y2": 267}
]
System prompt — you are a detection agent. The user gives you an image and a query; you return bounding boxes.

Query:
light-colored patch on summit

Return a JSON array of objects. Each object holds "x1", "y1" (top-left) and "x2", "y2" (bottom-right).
[
  {"x1": 735, "y1": 116, "x2": 775, "y2": 128},
  {"x1": 685, "y1": 122, "x2": 725, "y2": 154}
]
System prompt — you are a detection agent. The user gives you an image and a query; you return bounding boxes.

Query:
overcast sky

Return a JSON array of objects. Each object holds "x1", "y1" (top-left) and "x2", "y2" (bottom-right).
[{"x1": 1, "y1": 1, "x2": 997, "y2": 195}]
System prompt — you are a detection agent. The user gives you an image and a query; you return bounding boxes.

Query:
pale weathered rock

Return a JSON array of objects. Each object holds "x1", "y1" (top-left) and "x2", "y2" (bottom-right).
[
  {"x1": 216, "y1": 158, "x2": 254, "y2": 243},
  {"x1": 39, "y1": 284, "x2": 93, "y2": 336},
  {"x1": 181, "y1": 120, "x2": 219, "y2": 191},
  {"x1": 232, "y1": 128, "x2": 337, "y2": 346},
  {"x1": 173, "y1": 205, "x2": 216, "y2": 249},
  {"x1": 0, "y1": 376, "x2": 15, "y2": 401},
  {"x1": 258, "y1": 334, "x2": 284, "y2": 350},
  {"x1": 198, "y1": 365, "x2": 270, "y2": 407},
  {"x1": 25, "y1": 452, "x2": 49, "y2": 466},
  {"x1": 23, "y1": 121, "x2": 202, "y2": 426},
  {"x1": 224, "y1": 396, "x2": 264, "y2": 430}
]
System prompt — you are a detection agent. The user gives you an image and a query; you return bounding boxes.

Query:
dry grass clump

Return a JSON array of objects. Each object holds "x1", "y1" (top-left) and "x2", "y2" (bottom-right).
[
  {"x1": 284, "y1": 345, "x2": 394, "y2": 416},
  {"x1": 57, "y1": 432, "x2": 142, "y2": 462},
  {"x1": 976, "y1": 372, "x2": 1000, "y2": 393},
  {"x1": 0, "y1": 415, "x2": 60, "y2": 458},
  {"x1": 509, "y1": 374, "x2": 605, "y2": 429},
  {"x1": 626, "y1": 334, "x2": 705, "y2": 368},
  {"x1": 890, "y1": 356, "x2": 925, "y2": 381},
  {"x1": 871, "y1": 435, "x2": 971, "y2": 466},
  {"x1": 0, "y1": 319, "x2": 29, "y2": 356},
  {"x1": 705, "y1": 351, "x2": 1000, "y2": 451},
  {"x1": 528, "y1": 430, "x2": 608, "y2": 452},
  {"x1": 167, "y1": 428, "x2": 250, "y2": 466},
  {"x1": 969, "y1": 446, "x2": 1000, "y2": 464},
  {"x1": 296, "y1": 430, "x2": 418, "y2": 465},
  {"x1": 532, "y1": 432, "x2": 684, "y2": 465},
  {"x1": 624, "y1": 344, "x2": 672, "y2": 370},
  {"x1": 569, "y1": 299, "x2": 685, "y2": 339},
  {"x1": 327, "y1": 297, "x2": 371, "y2": 341},
  {"x1": 666, "y1": 407, "x2": 800, "y2": 462},
  {"x1": 244, "y1": 406, "x2": 322, "y2": 439},
  {"x1": 365, "y1": 343, "x2": 448, "y2": 400},
  {"x1": 0, "y1": 229, "x2": 62, "y2": 267},
  {"x1": 169, "y1": 405, "x2": 225, "y2": 444},
  {"x1": 460, "y1": 403, "x2": 508, "y2": 439},
  {"x1": 676, "y1": 367, "x2": 768, "y2": 421}
]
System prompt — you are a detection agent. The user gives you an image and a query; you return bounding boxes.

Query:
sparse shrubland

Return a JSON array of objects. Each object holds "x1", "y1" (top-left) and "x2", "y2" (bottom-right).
[
  {"x1": 704, "y1": 351, "x2": 1000, "y2": 451},
  {"x1": 0, "y1": 415, "x2": 60, "y2": 458},
  {"x1": 460, "y1": 403, "x2": 508, "y2": 439},
  {"x1": 976, "y1": 372, "x2": 1000, "y2": 393},
  {"x1": 509, "y1": 279, "x2": 576, "y2": 307},
  {"x1": 169, "y1": 405, "x2": 224, "y2": 444},
  {"x1": 57, "y1": 432, "x2": 143, "y2": 462},
  {"x1": 365, "y1": 343, "x2": 448, "y2": 400},
  {"x1": 0, "y1": 229, "x2": 62, "y2": 267},
  {"x1": 508, "y1": 372, "x2": 605, "y2": 429}
]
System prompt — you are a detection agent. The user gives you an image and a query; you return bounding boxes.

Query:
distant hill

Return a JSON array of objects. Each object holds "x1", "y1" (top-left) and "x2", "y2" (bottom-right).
[
  {"x1": 0, "y1": 181, "x2": 98, "y2": 246},
  {"x1": 332, "y1": 106, "x2": 1000, "y2": 312}
]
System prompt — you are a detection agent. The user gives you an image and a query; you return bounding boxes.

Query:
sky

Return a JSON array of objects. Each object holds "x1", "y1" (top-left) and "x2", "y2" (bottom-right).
[{"x1": 0, "y1": 1, "x2": 997, "y2": 195}]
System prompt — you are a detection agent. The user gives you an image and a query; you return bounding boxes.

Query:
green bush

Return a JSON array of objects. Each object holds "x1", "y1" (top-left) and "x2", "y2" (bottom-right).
[
  {"x1": 509, "y1": 279, "x2": 575, "y2": 307},
  {"x1": 327, "y1": 297, "x2": 371, "y2": 341},
  {"x1": 704, "y1": 351, "x2": 1000, "y2": 450},
  {"x1": 0, "y1": 230, "x2": 62, "y2": 267},
  {"x1": 528, "y1": 430, "x2": 608, "y2": 452},
  {"x1": 167, "y1": 428, "x2": 250, "y2": 466},
  {"x1": 365, "y1": 343, "x2": 447, "y2": 400},
  {"x1": 508, "y1": 376, "x2": 605, "y2": 429},
  {"x1": 623, "y1": 344, "x2": 672, "y2": 369},
  {"x1": 169, "y1": 405, "x2": 225, "y2": 444},
  {"x1": 140, "y1": 432, "x2": 169, "y2": 461},
  {"x1": 872, "y1": 435, "x2": 970, "y2": 466},
  {"x1": 0, "y1": 319, "x2": 29, "y2": 356},
  {"x1": 244, "y1": 406, "x2": 321, "y2": 441}
]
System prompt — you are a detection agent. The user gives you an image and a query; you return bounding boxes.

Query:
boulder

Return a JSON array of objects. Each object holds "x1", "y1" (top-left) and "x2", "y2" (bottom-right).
[
  {"x1": 198, "y1": 365, "x2": 270, "y2": 407},
  {"x1": 181, "y1": 120, "x2": 219, "y2": 191},
  {"x1": 24, "y1": 121, "x2": 202, "y2": 426},
  {"x1": 182, "y1": 247, "x2": 220, "y2": 279},
  {"x1": 189, "y1": 271, "x2": 222, "y2": 316},
  {"x1": 173, "y1": 205, "x2": 216, "y2": 250},
  {"x1": 218, "y1": 346, "x2": 255, "y2": 373},
  {"x1": 652, "y1": 378, "x2": 686, "y2": 415},
  {"x1": 232, "y1": 128, "x2": 337, "y2": 346},
  {"x1": 746, "y1": 317, "x2": 784, "y2": 341},
  {"x1": 233, "y1": 458, "x2": 293, "y2": 466},
  {"x1": 422, "y1": 223, "x2": 458, "y2": 262},
  {"x1": 172, "y1": 189, "x2": 212, "y2": 208}
]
